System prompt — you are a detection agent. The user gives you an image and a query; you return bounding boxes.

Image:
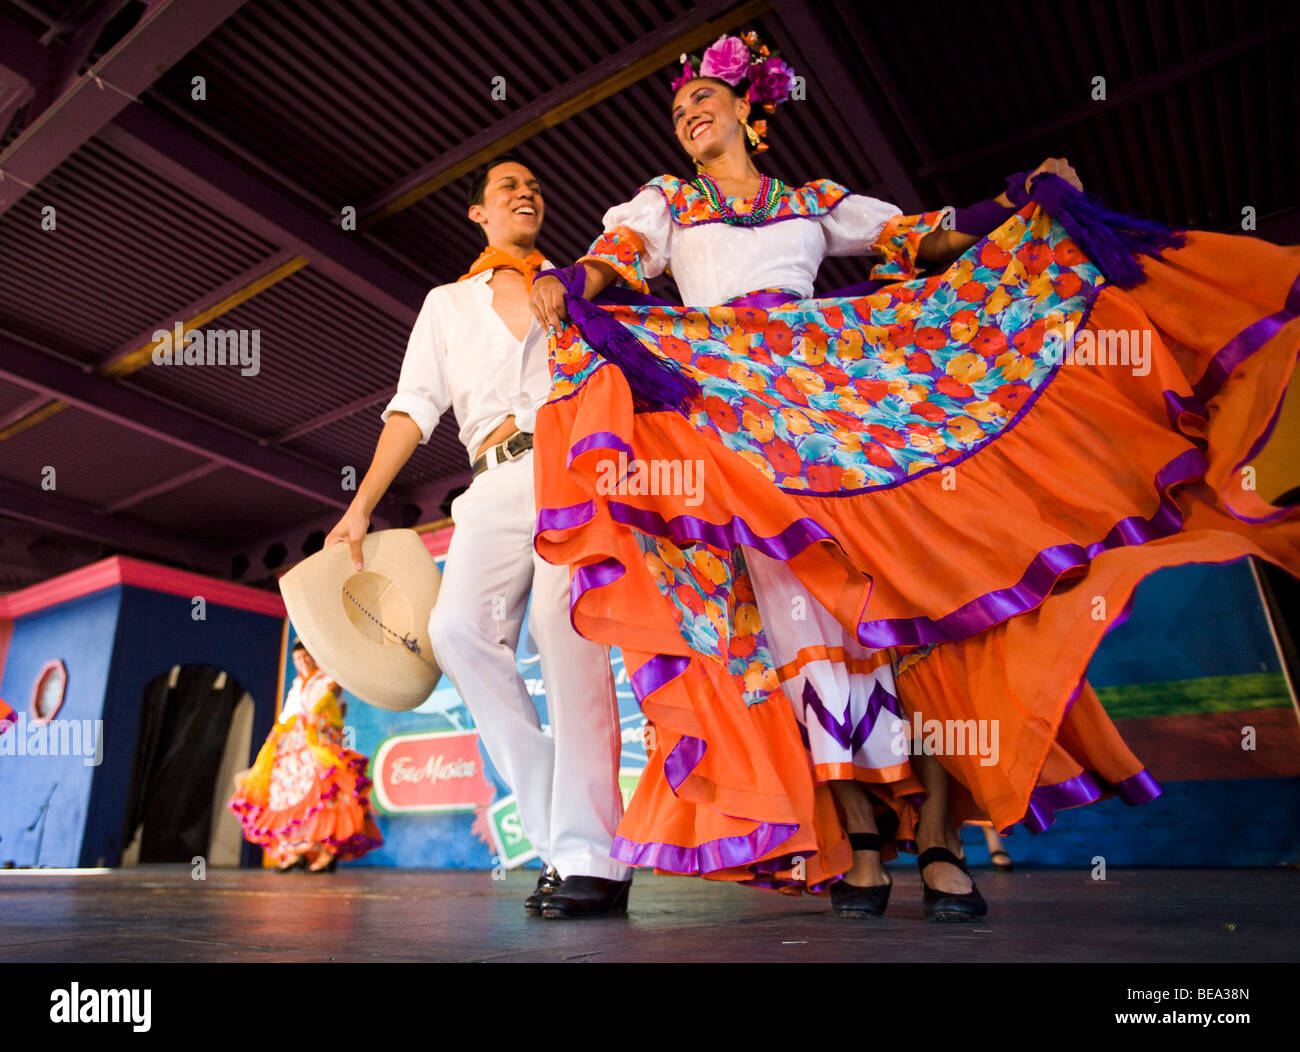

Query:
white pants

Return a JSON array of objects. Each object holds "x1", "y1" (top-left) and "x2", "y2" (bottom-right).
[{"x1": 427, "y1": 452, "x2": 629, "y2": 880}]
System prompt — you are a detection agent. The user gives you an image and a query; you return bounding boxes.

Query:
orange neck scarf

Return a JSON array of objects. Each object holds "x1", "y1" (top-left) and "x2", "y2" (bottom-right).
[{"x1": 460, "y1": 246, "x2": 547, "y2": 288}]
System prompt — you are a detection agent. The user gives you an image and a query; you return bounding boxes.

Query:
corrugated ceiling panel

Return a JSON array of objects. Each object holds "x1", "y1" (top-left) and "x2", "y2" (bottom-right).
[
  {"x1": 0, "y1": 406, "x2": 210, "y2": 508},
  {"x1": 280, "y1": 408, "x2": 467, "y2": 489},
  {"x1": 143, "y1": 0, "x2": 713, "y2": 207},
  {"x1": 120, "y1": 264, "x2": 414, "y2": 441},
  {"x1": 0, "y1": 137, "x2": 281, "y2": 365},
  {"x1": 126, "y1": 464, "x2": 331, "y2": 547}
]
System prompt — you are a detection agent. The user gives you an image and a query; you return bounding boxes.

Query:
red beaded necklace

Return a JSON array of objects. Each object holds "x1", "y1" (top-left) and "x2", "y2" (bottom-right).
[{"x1": 694, "y1": 171, "x2": 786, "y2": 226}]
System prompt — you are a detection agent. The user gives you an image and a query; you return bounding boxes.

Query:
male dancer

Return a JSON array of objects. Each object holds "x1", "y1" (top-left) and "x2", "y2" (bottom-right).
[{"x1": 325, "y1": 156, "x2": 631, "y2": 918}]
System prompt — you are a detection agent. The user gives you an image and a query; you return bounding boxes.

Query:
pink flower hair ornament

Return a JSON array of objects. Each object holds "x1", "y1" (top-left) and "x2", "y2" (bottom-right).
[{"x1": 671, "y1": 31, "x2": 798, "y2": 114}]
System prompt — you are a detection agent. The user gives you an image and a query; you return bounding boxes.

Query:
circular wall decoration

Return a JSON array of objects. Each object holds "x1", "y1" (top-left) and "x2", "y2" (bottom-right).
[{"x1": 31, "y1": 660, "x2": 68, "y2": 724}]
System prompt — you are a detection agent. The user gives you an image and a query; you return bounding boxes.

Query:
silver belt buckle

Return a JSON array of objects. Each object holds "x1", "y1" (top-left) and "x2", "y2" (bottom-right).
[{"x1": 499, "y1": 432, "x2": 528, "y2": 465}]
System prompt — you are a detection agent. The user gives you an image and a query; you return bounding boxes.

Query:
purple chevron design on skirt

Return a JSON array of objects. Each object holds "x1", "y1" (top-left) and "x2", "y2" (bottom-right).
[{"x1": 800, "y1": 677, "x2": 901, "y2": 757}]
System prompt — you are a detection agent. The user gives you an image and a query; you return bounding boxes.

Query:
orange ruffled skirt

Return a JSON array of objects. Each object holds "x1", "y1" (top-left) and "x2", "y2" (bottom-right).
[
  {"x1": 534, "y1": 211, "x2": 1300, "y2": 890},
  {"x1": 229, "y1": 714, "x2": 383, "y2": 865}
]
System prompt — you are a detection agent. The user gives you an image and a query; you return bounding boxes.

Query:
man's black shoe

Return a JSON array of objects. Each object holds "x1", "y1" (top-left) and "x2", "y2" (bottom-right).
[
  {"x1": 524, "y1": 865, "x2": 562, "y2": 916},
  {"x1": 541, "y1": 875, "x2": 631, "y2": 918}
]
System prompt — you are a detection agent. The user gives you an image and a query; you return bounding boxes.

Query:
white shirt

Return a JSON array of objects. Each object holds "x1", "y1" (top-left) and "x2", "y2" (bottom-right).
[
  {"x1": 593, "y1": 186, "x2": 904, "y2": 306},
  {"x1": 382, "y1": 264, "x2": 554, "y2": 457},
  {"x1": 279, "y1": 670, "x2": 335, "y2": 722}
]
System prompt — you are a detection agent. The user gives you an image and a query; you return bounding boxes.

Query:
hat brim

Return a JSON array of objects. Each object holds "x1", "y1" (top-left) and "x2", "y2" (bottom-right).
[{"x1": 280, "y1": 529, "x2": 443, "y2": 711}]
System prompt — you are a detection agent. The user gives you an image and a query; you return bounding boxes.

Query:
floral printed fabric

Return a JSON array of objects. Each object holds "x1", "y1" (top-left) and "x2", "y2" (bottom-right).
[
  {"x1": 583, "y1": 225, "x2": 650, "y2": 292},
  {"x1": 266, "y1": 712, "x2": 344, "y2": 812},
  {"x1": 638, "y1": 533, "x2": 782, "y2": 706},
  {"x1": 552, "y1": 207, "x2": 1105, "y2": 496},
  {"x1": 643, "y1": 175, "x2": 851, "y2": 228},
  {"x1": 580, "y1": 177, "x2": 855, "y2": 294}
]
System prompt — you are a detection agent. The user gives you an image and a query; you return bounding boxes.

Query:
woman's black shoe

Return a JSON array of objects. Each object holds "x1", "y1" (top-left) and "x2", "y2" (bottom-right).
[
  {"x1": 831, "y1": 831, "x2": 892, "y2": 918},
  {"x1": 918, "y1": 846, "x2": 987, "y2": 922},
  {"x1": 541, "y1": 875, "x2": 631, "y2": 918},
  {"x1": 524, "y1": 865, "x2": 562, "y2": 916}
]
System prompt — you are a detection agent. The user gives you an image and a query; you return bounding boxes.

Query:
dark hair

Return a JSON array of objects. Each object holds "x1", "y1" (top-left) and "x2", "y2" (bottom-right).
[
  {"x1": 467, "y1": 153, "x2": 527, "y2": 210},
  {"x1": 291, "y1": 640, "x2": 306, "y2": 654},
  {"x1": 671, "y1": 77, "x2": 761, "y2": 154},
  {"x1": 466, "y1": 153, "x2": 531, "y2": 243}
]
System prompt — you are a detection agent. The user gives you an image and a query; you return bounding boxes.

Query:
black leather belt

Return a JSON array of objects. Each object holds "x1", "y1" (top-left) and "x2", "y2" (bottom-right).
[{"x1": 472, "y1": 431, "x2": 533, "y2": 476}]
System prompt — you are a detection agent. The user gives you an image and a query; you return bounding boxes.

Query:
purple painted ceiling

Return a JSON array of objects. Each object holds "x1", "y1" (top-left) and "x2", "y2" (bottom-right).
[{"x1": 0, "y1": 0, "x2": 1297, "y2": 593}]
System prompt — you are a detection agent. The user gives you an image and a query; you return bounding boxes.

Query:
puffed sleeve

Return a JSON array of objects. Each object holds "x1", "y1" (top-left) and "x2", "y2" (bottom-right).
[
  {"x1": 381, "y1": 287, "x2": 452, "y2": 445},
  {"x1": 578, "y1": 187, "x2": 672, "y2": 293},
  {"x1": 866, "y1": 207, "x2": 955, "y2": 282},
  {"x1": 819, "y1": 193, "x2": 904, "y2": 257}
]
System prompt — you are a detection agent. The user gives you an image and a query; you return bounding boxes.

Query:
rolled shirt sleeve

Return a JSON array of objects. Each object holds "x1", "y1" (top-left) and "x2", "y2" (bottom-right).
[{"x1": 381, "y1": 288, "x2": 452, "y2": 445}]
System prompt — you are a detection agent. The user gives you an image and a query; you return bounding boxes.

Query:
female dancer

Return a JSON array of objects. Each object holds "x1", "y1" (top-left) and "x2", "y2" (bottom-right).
[
  {"x1": 229, "y1": 642, "x2": 383, "y2": 871},
  {"x1": 529, "y1": 33, "x2": 1299, "y2": 917},
  {"x1": 531, "y1": 44, "x2": 1035, "y2": 919}
]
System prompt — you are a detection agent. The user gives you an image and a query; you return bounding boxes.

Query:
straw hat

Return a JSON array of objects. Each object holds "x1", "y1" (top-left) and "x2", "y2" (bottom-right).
[{"x1": 279, "y1": 529, "x2": 443, "y2": 711}]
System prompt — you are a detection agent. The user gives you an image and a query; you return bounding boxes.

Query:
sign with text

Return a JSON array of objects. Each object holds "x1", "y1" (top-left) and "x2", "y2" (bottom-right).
[
  {"x1": 371, "y1": 729, "x2": 496, "y2": 815},
  {"x1": 487, "y1": 794, "x2": 538, "y2": 868}
]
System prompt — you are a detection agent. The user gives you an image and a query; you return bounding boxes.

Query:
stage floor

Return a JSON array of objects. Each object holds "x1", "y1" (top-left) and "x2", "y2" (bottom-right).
[{"x1": 1, "y1": 865, "x2": 1296, "y2": 963}]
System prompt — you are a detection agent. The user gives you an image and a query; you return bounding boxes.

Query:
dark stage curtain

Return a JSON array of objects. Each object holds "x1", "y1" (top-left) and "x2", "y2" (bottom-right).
[{"x1": 121, "y1": 665, "x2": 246, "y2": 862}]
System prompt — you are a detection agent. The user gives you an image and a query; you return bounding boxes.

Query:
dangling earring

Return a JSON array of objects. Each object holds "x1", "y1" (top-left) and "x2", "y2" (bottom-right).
[
  {"x1": 695, "y1": 157, "x2": 705, "y2": 174},
  {"x1": 742, "y1": 119, "x2": 761, "y2": 149}
]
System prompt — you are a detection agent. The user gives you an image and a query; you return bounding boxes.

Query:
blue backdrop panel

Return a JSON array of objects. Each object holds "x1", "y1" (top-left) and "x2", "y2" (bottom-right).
[
  {"x1": 81, "y1": 585, "x2": 283, "y2": 867},
  {"x1": 962, "y1": 778, "x2": 1300, "y2": 868},
  {"x1": 1088, "y1": 561, "x2": 1284, "y2": 687},
  {"x1": 1, "y1": 582, "x2": 283, "y2": 869},
  {"x1": 0, "y1": 588, "x2": 121, "y2": 868}
]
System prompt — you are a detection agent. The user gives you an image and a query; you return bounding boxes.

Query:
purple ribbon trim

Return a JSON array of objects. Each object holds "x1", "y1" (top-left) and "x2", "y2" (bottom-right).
[
  {"x1": 543, "y1": 439, "x2": 1210, "y2": 654},
  {"x1": 572, "y1": 556, "x2": 624, "y2": 595},
  {"x1": 535, "y1": 500, "x2": 595, "y2": 536},
  {"x1": 1192, "y1": 270, "x2": 1300, "y2": 404},
  {"x1": 1163, "y1": 389, "x2": 1208, "y2": 432},
  {"x1": 953, "y1": 197, "x2": 1021, "y2": 237},
  {"x1": 566, "y1": 430, "x2": 634, "y2": 468},
  {"x1": 607, "y1": 500, "x2": 834, "y2": 562},
  {"x1": 726, "y1": 290, "x2": 802, "y2": 310},
  {"x1": 629, "y1": 654, "x2": 690, "y2": 706},
  {"x1": 611, "y1": 821, "x2": 801, "y2": 874},
  {"x1": 1016, "y1": 768, "x2": 1162, "y2": 835},
  {"x1": 858, "y1": 445, "x2": 1208, "y2": 647},
  {"x1": 661, "y1": 733, "x2": 705, "y2": 792},
  {"x1": 801, "y1": 679, "x2": 901, "y2": 755},
  {"x1": 1085, "y1": 448, "x2": 1205, "y2": 558}
]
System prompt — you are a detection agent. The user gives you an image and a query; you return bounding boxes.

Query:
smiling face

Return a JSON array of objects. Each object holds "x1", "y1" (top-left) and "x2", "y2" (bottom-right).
[
  {"x1": 467, "y1": 161, "x2": 543, "y2": 248},
  {"x1": 671, "y1": 78, "x2": 751, "y2": 163},
  {"x1": 291, "y1": 647, "x2": 317, "y2": 679}
]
